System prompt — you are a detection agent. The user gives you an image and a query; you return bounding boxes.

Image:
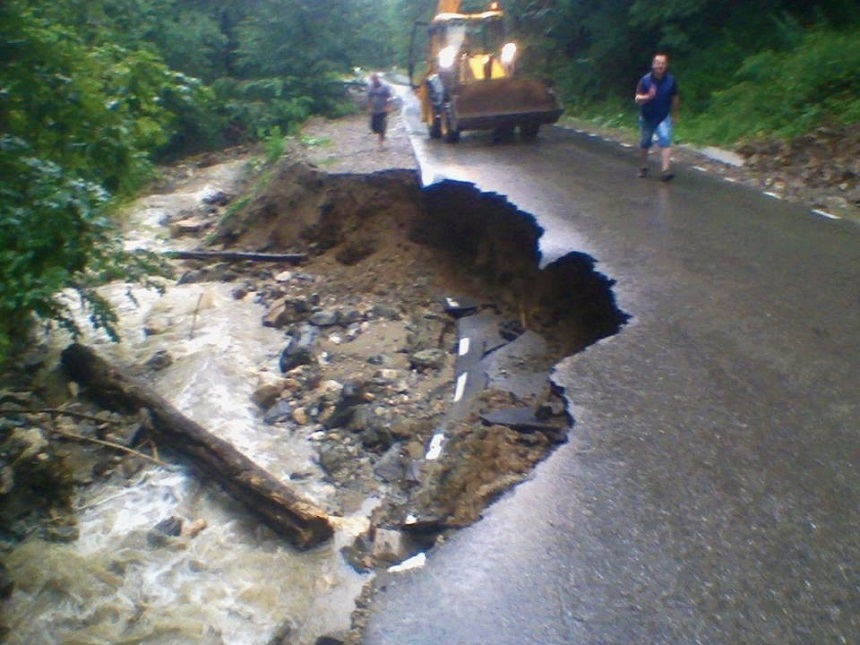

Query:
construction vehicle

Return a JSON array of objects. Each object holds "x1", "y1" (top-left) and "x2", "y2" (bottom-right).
[{"x1": 408, "y1": 0, "x2": 563, "y2": 143}]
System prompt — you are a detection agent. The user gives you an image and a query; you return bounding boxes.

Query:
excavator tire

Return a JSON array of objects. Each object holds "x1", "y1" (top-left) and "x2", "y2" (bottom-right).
[
  {"x1": 429, "y1": 113, "x2": 442, "y2": 139},
  {"x1": 442, "y1": 104, "x2": 461, "y2": 143},
  {"x1": 520, "y1": 123, "x2": 540, "y2": 140}
]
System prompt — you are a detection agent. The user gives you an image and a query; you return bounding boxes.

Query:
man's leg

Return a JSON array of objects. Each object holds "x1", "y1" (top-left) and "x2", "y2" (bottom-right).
[
  {"x1": 656, "y1": 118, "x2": 674, "y2": 180},
  {"x1": 638, "y1": 117, "x2": 655, "y2": 177},
  {"x1": 378, "y1": 115, "x2": 387, "y2": 149}
]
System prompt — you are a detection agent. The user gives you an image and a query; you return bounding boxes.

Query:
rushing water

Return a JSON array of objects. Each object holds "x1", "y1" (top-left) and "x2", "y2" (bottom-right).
[{"x1": 3, "y1": 162, "x2": 371, "y2": 644}]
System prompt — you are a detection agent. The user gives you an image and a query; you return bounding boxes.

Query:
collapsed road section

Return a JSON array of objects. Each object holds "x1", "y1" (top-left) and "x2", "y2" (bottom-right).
[{"x1": 210, "y1": 157, "x2": 629, "y2": 568}]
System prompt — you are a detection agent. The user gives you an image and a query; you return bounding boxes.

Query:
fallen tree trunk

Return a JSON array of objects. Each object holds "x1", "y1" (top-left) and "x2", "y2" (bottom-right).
[
  {"x1": 61, "y1": 343, "x2": 333, "y2": 550},
  {"x1": 163, "y1": 250, "x2": 306, "y2": 263}
]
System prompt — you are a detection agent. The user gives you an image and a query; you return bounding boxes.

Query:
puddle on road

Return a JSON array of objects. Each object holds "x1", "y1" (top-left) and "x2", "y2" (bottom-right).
[{"x1": 1, "y1": 160, "x2": 628, "y2": 644}]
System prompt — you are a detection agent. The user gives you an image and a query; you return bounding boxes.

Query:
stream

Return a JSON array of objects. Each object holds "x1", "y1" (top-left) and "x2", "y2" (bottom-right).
[{"x1": 2, "y1": 158, "x2": 371, "y2": 644}]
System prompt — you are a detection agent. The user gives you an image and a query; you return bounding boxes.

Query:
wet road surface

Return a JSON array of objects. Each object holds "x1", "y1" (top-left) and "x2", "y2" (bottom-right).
[{"x1": 364, "y1": 108, "x2": 860, "y2": 642}]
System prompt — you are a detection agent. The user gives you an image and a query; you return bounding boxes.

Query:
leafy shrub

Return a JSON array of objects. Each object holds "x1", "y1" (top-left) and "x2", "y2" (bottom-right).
[
  {"x1": 686, "y1": 27, "x2": 860, "y2": 143},
  {"x1": 0, "y1": 137, "x2": 167, "y2": 363}
]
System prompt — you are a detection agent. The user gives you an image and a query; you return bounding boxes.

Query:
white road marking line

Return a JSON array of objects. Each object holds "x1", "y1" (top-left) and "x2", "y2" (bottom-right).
[
  {"x1": 426, "y1": 433, "x2": 445, "y2": 460},
  {"x1": 458, "y1": 337, "x2": 470, "y2": 356},
  {"x1": 388, "y1": 552, "x2": 426, "y2": 573},
  {"x1": 453, "y1": 372, "x2": 467, "y2": 403},
  {"x1": 812, "y1": 209, "x2": 841, "y2": 220}
]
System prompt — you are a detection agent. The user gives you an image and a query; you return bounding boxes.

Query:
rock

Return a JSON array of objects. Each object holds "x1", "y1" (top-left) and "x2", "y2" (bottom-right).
[
  {"x1": 292, "y1": 407, "x2": 309, "y2": 425},
  {"x1": 147, "y1": 516, "x2": 183, "y2": 547},
  {"x1": 406, "y1": 441, "x2": 424, "y2": 459},
  {"x1": 374, "y1": 368, "x2": 402, "y2": 382},
  {"x1": 169, "y1": 216, "x2": 210, "y2": 237},
  {"x1": 143, "y1": 313, "x2": 171, "y2": 336},
  {"x1": 198, "y1": 185, "x2": 228, "y2": 205},
  {"x1": 145, "y1": 349, "x2": 173, "y2": 371},
  {"x1": 369, "y1": 304, "x2": 400, "y2": 320},
  {"x1": 264, "y1": 400, "x2": 293, "y2": 425},
  {"x1": 309, "y1": 309, "x2": 340, "y2": 327},
  {"x1": 324, "y1": 380, "x2": 368, "y2": 429},
  {"x1": 154, "y1": 516, "x2": 184, "y2": 537},
  {"x1": 5, "y1": 427, "x2": 48, "y2": 461},
  {"x1": 267, "y1": 619, "x2": 297, "y2": 645},
  {"x1": 346, "y1": 404, "x2": 376, "y2": 433},
  {"x1": 373, "y1": 445, "x2": 404, "y2": 482},
  {"x1": 278, "y1": 325, "x2": 318, "y2": 373},
  {"x1": 318, "y1": 442, "x2": 352, "y2": 478},
  {"x1": 275, "y1": 270, "x2": 293, "y2": 283},
  {"x1": 410, "y1": 348, "x2": 447, "y2": 371},
  {"x1": 371, "y1": 528, "x2": 413, "y2": 565},
  {"x1": 341, "y1": 309, "x2": 362, "y2": 325},
  {"x1": 252, "y1": 373, "x2": 287, "y2": 408},
  {"x1": 263, "y1": 299, "x2": 298, "y2": 328},
  {"x1": 182, "y1": 518, "x2": 208, "y2": 538},
  {"x1": 345, "y1": 322, "x2": 362, "y2": 341},
  {"x1": 361, "y1": 425, "x2": 393, "y2": 451}
]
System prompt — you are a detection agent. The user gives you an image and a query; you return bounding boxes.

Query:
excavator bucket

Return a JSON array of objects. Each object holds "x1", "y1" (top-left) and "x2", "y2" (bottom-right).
[{"x1": 451, "y1": 77, "x2": 563, "y2": 131}]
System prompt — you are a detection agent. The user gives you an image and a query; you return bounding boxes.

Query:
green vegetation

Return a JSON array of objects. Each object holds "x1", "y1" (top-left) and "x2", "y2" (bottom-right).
[
  {"x1": 1, "y1": 0, "x2": 857, "y2": 364},
  {"x1": 498, "y1": 0, "x2": 860, "y2": 144}
]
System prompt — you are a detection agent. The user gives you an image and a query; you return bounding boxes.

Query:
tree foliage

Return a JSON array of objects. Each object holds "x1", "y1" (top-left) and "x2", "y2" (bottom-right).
[{"x1": 2, "y1": 0, "x2": 858, "y2": 363}]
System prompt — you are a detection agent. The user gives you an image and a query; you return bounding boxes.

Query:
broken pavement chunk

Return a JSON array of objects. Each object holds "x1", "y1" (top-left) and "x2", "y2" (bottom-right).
[
  {"x1": 480, "y1": 407, "x2": 569, "y2": 443},
  {"x1": 441, "y1": 295, "x2": 479, "y2": 318}
]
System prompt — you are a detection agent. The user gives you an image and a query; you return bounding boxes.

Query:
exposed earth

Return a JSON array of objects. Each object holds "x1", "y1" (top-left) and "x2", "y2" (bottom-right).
[{"x1": 1, "y1": 98, "x2": 857, "y2": 642}]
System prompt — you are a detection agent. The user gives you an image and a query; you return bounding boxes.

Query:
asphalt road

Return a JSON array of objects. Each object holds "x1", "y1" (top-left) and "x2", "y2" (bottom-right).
[{"x1": 363, "y1": 105, "x2": 860, "y2": 643}]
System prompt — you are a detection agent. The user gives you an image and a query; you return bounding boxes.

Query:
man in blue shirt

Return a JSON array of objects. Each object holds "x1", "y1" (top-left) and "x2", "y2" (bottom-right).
[{"x1": 635, "y1": 53, "x2": 680, "y2": 181}]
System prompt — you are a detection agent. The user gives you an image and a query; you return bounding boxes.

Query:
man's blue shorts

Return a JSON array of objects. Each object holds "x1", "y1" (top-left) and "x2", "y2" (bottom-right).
[{"x1": 639, "y1": 116, "x2": 673, "y2": 149}]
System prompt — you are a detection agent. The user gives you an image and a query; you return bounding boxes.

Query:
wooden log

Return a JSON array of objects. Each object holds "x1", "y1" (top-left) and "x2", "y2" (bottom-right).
[
  {"x1": 61, "y1": 343, "x2": 333, "y2": 550},
  {"x1": 163, "y1": 250, "x2": 306, "y2": 263}
]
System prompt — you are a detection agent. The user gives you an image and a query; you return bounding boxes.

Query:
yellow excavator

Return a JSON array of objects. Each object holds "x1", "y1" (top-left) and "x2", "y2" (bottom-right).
[{"x1": 408, "y1": 0, "x2": 563, "y2": 142}]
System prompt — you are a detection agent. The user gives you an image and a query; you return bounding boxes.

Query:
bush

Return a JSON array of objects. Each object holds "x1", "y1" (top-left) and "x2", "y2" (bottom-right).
[
  {"x1": 0, "y1": 137, "x2": 167, "y2": 364},
  {"x1": 686, "y1": 27, "x2": 860, "y2": 143}
]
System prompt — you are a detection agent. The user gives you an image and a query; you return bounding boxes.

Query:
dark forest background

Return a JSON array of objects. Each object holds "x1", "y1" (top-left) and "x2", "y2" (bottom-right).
[{"x1": 2, "y1": 0, "x2": 858, "y2": 359}]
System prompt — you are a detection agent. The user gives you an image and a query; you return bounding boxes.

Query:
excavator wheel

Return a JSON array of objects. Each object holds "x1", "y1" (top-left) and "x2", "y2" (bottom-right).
[
  {"x1": 520, "y1": 123, "x2": 540, "y2": 140},
  {"x1": 441, "y1": 104, "x2": 461, "y2": 143},
  {"x1": 428, "y1": 113, "x2": 442, "y2": 139}
]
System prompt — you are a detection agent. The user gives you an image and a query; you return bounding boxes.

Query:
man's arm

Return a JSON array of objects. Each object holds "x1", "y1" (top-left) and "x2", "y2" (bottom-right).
[{"x1": 634, "y1": 78, "x2": 654, "y2": 106}]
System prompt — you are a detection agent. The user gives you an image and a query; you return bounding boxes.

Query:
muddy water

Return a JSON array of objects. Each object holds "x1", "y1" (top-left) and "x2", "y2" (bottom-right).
[{"x1": 2, "y1": 163, "x2": 370, "y2": 644}]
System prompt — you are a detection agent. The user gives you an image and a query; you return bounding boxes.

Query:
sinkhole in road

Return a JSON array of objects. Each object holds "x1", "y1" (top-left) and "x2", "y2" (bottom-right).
[{"x1": 218, "y1": 162, "x2": 630, "y2": 558}]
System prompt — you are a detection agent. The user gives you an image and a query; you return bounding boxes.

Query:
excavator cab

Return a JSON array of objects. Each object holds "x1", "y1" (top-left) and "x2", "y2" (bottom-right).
[{"x1": 409, "y1": 1, "x2": 563, "y2": 143}]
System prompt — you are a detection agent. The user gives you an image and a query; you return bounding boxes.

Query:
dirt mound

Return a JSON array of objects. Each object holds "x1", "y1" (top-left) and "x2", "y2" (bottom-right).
[{"x1": 736, "y1": 123, "x2": 860, "y2": 214}]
